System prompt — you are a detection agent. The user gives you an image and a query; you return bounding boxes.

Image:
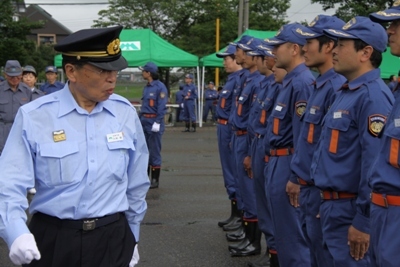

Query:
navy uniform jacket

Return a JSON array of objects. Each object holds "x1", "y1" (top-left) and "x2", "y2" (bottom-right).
[
  {"x1": 267, "y1": 63, "x2": 314, "y2": 151},
  {"x1": 229, "y1": 69, "x2": 249, "y2": 122},
  {"x1": 175, "y1": 90, "x2": 184, "y2": 105},
  {"x1": 311, "y1": 68, "x2": 394, "y2": 234},
  {"x1": 0, "y1": 81, "x2": 32, "y2": 153},
  {"x1": 40, "y1": 81, "x2": 65, "y2": 94},
  {"x1": 291, "y1": 68, "x2": 345, "y2": 182},
  {"x1": 216, "y1": 71, "x2": 241, "y2": 120},
  {"x1": 182, "y1": 83, "x2": 198, "y2": 102},
  {"x1": 32, "y1": 88, "x2": 45, "y2": 100},
  {"x1": 140, "y1": 80, "x2": 168, "y2": 125},
  {"x1": 204, "y1": 89, "x2": 218, "y2": 101}
]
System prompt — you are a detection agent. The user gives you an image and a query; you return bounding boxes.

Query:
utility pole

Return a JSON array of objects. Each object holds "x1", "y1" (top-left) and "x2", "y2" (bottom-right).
[
  {"x1": 238, "y1": 0, "x2": 249, "y2": 36},
  {"x1": 238, "y1": 0, "x2": 244, "y2": 36}
]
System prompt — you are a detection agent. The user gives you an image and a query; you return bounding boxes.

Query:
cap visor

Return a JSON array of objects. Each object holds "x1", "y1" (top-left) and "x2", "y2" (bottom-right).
[
  {"x1": 88, "y1": 56, "x2": 128, "y2": 71},
  {"x1": 291, "y1": 28, "x2": 321, "y2": 39},
  {"x1": 264, "y1": 37, "x2": 285, "y2": 46},
  {"x1": 323, "y1": 29, "x2": 356, "y2": 39},
  {"x1": 370, "y1": 9, "x2": 400, "y2": 22},
  {"x1": 216, "y1": 53, "x2": 232, "y2": 58},
  {"x1": 6, "y1": 72, "x2": 22, "y2": 76}
]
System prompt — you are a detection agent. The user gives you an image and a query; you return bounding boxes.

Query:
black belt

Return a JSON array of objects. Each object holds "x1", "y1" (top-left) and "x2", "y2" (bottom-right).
[{"x1": 34, "y1": 212, "x2": 122, "y2": 231}]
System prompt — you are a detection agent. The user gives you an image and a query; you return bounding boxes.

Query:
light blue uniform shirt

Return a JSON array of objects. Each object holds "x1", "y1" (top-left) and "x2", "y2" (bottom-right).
[{"x1": 0, "y1": 84, "x2": 150, "y2": 247}]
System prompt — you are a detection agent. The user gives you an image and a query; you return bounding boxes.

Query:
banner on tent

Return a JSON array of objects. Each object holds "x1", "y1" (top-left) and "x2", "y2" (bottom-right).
[{"x1": 120, "y1": 42, "x2": 141, "y2": 51}]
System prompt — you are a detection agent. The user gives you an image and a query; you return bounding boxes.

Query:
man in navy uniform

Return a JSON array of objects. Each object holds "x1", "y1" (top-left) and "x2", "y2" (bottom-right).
[
  {"x1": 290, "y1": 15, "x2": 346, "y2": 266},
  {"x1": 182, "y1": 74, "x2": 198, "y2": 132},
  {"x1": 202, "y1": 81, "x2": 218, "y2": 123},
  {"x1": 368, "y1": 3, "x2": 400, "y2": 266},
  {"x1": 0, "y1": 25, "x2": 150, "y2": 267},
  {"x1": 40, "y1": 66, "x2": 64, "y2": 94},
  {"x1": 311, "y1": 17, "x2": 394, "y2": 266},
  {"x1": 139, "y1": 62, "x2": 168, "y2": 189}
]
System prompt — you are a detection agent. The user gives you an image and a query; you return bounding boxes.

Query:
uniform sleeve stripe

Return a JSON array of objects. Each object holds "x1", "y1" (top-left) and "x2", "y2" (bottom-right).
[
  {"x1": 329, "y1": 129, "x2": 339, "y2": 154},
  {"x1": 389, "y1": 138, "x2": 400, "y2": 169},
  {"x1": 273, "y1": 118, "x2": 279, "y2": 135},
  {"x1": 307, "y1": 123, "x2": 314, "y2": 144}
]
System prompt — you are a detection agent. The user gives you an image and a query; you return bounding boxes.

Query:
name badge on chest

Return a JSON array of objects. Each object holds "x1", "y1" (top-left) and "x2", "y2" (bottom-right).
[
  {"x1": 275, "y1": 105, "x2": 283, "y2": 111},
  {"x1": 107, "y1": 132, "x2": 124, "y2": 142},
  {"x1": 333, "y1": 112, "x2": 342, "y2": 119},
  {"x1": 53, "y1": 130, "x2": 66, "y2": 142},
  {"x1": 395, "y1": 118, "x2": 400, "y2": 127},
  {"x1": 310, "y1": 108, "x2": 316, "y2": 115}
]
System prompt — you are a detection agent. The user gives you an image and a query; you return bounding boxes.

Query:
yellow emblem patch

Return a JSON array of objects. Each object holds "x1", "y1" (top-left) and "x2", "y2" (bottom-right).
[
  {"x1": 160, "y1": 92, "x2": 166, "y2": 99},
  {"x1": 369, "y1": 114, "x2": 386, "y2": 137},
  {"x1": 295, "y1": 101, "x2": 307, "y2": 117},
  {"x1": 309, "y1": 15, "x2": 319, "y2": 27},
  {"x1": 343, "y1": 18, "x2": 356, "y2": 30},
  {"x1": 107, "y1": 38, "x2": 121, "y2": 55},
  {"x1": 394, "y1": 0, "x2": 400, "y2": 7},
  {"x1": 53, "y1": 130, "x2": 66, "y2": 142}
]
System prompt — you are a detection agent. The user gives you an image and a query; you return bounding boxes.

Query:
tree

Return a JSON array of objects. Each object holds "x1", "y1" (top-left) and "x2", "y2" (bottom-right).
[
  {"x1": 311, "y1": 0, "x2": 395, "y2": 22},
  {"x1": 0, "y1": 0, "x2": 44, "y2": 67}
]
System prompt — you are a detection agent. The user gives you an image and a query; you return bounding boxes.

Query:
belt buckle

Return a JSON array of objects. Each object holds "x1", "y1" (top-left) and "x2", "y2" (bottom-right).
[{"x1": 83, "y1": 219, "x2": 96, "y2": 231}]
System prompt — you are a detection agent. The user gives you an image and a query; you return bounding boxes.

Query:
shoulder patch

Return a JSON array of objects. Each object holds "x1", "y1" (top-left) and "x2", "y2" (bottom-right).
[
  {"x1": 295, "y1": 101, "x2": 307, "y2": 117},
  {"x1": 160, "y1": 92, "x2": 166, "y2": 99},
  {"x1": 369, "y1": 114, "x2": 386, "y2": 137}
]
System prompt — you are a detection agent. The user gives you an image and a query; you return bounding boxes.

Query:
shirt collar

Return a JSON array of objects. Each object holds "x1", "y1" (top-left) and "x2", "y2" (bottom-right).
[
  {"x1": 315, "y1": 68, "x2": 337, "y2": 89},
  {"x1": 283, "y1": 63, "x2": 308, "y2": 88},
  {"x1": 347, "y1": 68, "x2": 381, "y2": 90},
  {"x1": 58, "y1": 83, "x2": 116, "y2": 117}
]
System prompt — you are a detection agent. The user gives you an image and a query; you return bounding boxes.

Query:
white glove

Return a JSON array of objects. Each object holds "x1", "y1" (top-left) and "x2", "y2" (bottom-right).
[
  {"x1": 180, "y1": 103, "x2": 184, "y2": 108},
  {"x1": 151, "y1": 122, "x2": 160, "y2": 132},
  {"x1": 9, "y1": 233, "x2": 41, "y2": 265},
  {"x1": 129, "y1": 245, "x2": 139, "y2": 267}
]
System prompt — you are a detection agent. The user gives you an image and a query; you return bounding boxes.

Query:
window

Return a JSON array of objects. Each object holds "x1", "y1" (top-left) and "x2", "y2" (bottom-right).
[{"x1": 37, "y1": 34, "x2": 56, "y2": 46}]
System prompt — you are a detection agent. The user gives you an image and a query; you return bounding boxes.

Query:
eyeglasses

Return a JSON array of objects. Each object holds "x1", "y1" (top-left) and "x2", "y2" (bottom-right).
[{"x1": 81, "y1": 66, "x2": 119, "y2": 77}]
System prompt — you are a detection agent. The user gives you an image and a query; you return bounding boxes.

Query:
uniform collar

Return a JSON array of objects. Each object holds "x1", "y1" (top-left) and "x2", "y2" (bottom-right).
[
  {"x1": 315, "y1": 68, "x2": 337, "y2": 89},
  {"x1": 346, "y1": 68, "x2": 381, "y2": 90},
  {"x1": 1, "y1": 82, "x2": 27, "y2": 92},
  {"x1": 58, "y1": 83, "x2": 116, "y2": 117},
  {"x1": 283, "y1": 63, "x2": 308, "y2": 88},
  {"x1": 246, "y1": 70, "x2": 261, "y2": 79}
]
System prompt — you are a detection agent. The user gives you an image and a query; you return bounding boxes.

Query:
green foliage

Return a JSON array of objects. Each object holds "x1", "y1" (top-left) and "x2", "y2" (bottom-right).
[{"x1": 311, "y1": 0, "x2": 395, "y2": 22}]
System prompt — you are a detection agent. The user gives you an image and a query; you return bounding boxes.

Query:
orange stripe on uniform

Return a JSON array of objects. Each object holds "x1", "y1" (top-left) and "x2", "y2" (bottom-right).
[
  {"x1": 307, "y1": 123, "x2": 314, "y2": 144},
  {"x1": 237, "y1": 104, "x2": 243, "y2": 116},
  {"x1": 329, "y1": 129, "x2": 339, "y2": 154},
  {"x1": 273, "y1": 118, "x2": 279, "y2": 135},
  {"x1": 220, "y1": 98, "x2": 226, "y2": 109},
  {"x1": 260, "y1": 110, "x2": 266, "y2": 124},
  {"x1": 389, "y1": 138, "x2": 400, "y2": 168}
]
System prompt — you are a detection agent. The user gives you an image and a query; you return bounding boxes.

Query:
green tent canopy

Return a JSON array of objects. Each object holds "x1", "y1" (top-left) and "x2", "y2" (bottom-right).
[
  {"x1": 200, "y1": 29, "x2": 277, "y2": 67},
  {"x1": 381, "y1": 47, "x2": 400, "y2": 79},
  {"x1": 54, "y1": 28, "x2": 199, "y2": 68}
]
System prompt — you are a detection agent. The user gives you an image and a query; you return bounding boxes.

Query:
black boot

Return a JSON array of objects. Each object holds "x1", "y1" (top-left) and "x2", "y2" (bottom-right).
[
  {"x1": 226, "y1": 224, "x2": 245, "y2": 241},
  {"x1": 218, "y1": 199, "x2": 240, "y2": 227},
  {"x1": 222, "y1": 216, "x2": 242, "y2": 231},
  {"x1": 270, "y1": 253, "x2": 280, "y2": 267},
  {"x1": 190, "y1": 122, "x2": 196, "y2": 132},
  {"x1": 247, "y1": 249, "x2": 270, "y2": 267},
  {"x1": 229, "y1": 220, "x2": 261, "y2": 257},
  {"x1": 182, "y1": 122, "x2": 190, "y2": 132},
  {"x1": 150, "y1": 167, "x2": 160, "y2": 189}
]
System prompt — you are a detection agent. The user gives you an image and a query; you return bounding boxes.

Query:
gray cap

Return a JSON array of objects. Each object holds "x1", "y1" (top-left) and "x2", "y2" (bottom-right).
[
  {"x1": 23, "y1": 65, "x2": 37, "y2": 76},
  {"x1": 5, "y1": 60, "x2": 22, "y2": 76}
]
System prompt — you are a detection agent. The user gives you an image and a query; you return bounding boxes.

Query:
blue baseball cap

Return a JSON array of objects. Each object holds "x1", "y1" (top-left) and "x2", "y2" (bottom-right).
[
  {"x1": 323, "y1": 16, "x2": 388, "y2": 53},
  {"x1": 185, "y1": 73, "x2": 193, "y2": 79},
  {"x1": 230, "y1": 35, "x2": 252, "y2": 46},
  {"x1": 370, "y1": 1, "x2": 400, "y2": 22},
  {"x1": 209, "y1": 81, "x2": 214, "y2": 85},
  {"x1": 45, "y1": 66, "x2": 57, "y2": 73},
  {"x1": 291, "y1": 15, "x2": 345, "y2": 39},
  {"x1": 5, "y1": 60, "x2": 22, "y2": 76},
  {"x1": 265, "y1": 23, "x2": 307, "y2": 46},
  {"x1": 238, "y1": 38, "x2": 263, "y2": 51},
  {"x1": 246, "y1": 41, "x2": 274, "y2": 57},
  {"x1": 216, "y1": 44, "x2": 236, "y2": 58},
  {"x1": 23, "y1": 65, "x2": 37, "y2": 76},
  {"x1": 139, "y1": 62, "x2": 158, "y2": 73}
]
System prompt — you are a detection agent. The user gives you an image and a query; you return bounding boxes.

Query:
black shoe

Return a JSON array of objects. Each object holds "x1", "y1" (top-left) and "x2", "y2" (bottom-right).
[
  {"x1": 218, "y1": 199, "x2": 240, "y2": 227},
  {"x1": 247, "y1": 250, "x2": 270, "y2": 267},
  {"x1": 230, "y1": 243, "x2": 261, "y2": 257},
  {"x1": 150, "y1": 178, "x2": 159, "y2": 189},
  {"x1": 150, "y1": 168, "x2": 160, "y2": 189},
  {"x1": 226, "y1": 226, "x2": 245, "y2": 241},
  {"x1": 223, "y1": 217, "x2": 242, "y2": 231},
  {"x1": 228, "y1": 220, "x2": 261, "y2": 257},
  {"x1": 270, "y1": 253, "x2": 280, "y2": 267}
]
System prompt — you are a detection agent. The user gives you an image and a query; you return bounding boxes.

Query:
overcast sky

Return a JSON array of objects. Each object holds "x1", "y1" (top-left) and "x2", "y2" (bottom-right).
[{"x1": 24, "y1": 0, "x2": 337, "y2": 32}]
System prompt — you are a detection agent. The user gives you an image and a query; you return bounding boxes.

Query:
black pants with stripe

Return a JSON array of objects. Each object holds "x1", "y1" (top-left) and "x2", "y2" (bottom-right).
[{"x1": 23, "y1": 213, "x2": 136, "y2": 267}]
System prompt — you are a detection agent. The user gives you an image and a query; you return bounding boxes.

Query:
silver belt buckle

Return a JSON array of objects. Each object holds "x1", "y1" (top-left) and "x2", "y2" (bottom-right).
[{"x1": 83, "y1": 219, "x2": 96, "y2": 231}]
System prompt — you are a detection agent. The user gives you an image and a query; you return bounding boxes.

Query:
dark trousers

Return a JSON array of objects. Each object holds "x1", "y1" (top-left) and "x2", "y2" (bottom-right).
[{"x1": 24, "y1": 212, "x2": 136, "y2": 267}]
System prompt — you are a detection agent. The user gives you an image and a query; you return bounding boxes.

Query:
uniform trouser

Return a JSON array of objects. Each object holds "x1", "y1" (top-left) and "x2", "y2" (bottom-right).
[
  {"x1": 183, "y1": 99, "x2": 196, "y2": 122},
  {"x1": 25, "y1": 212, "x2": 135, "y2": 267},
  {"x1": 299, "y1": 185, "x2": 332, "y2": 267},
  {"x1": 319, "y1": 199, "x2": 370, "y2": 267},
  {"x1": 217, "y1": 123, "x2": 236, "y2": 199},
  {"x1": 370, "y1": 204, "x2": 400, "y2": 267},
  {"x1": 251, "y1": 136, "x2": 276, "y2": 250},
  {"x1": 203, "y1": 101, "x2": 215, "y2": 122},
  {"x1": 144, "y1": 130, "x2": 162, "y2": 166},
  {"x1": 265, "y1": 155, "x2": 311, "y2": 266},
  {"x1": 232, "y1": 133, "x2": 257, "y2": 219}
]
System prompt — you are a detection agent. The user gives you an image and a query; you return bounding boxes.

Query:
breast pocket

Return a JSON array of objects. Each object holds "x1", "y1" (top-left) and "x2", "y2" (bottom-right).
[
  {"x1": 107, "y1": 139, "x2": 135, "y2": 182},
  {"x1": 383, "y1": 122, "x2": 400, "y2": 168},
  {"x1": 325, "y1": 116, "x2": 352, "y2": 154},
  {"x1": 237, "y1": 95, "x2": 249, "y2": 116},
  {"x1": 38, "y1": 141, "x2": 81, "y2": 186},
  {"x1": 0, "y1": 99, "x2": 9, "y2": 114},
  {"x1": 271, "y1": 106, "x2": 288, "y2": 135},
  {"x1": 303, "y1": 112, "x2": 324, "y2": 144}
]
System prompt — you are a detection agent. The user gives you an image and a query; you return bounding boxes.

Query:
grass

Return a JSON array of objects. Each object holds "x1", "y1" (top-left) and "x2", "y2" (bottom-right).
[{"x1": 114, "y1": 83, "x2": 144, "y2": 101}]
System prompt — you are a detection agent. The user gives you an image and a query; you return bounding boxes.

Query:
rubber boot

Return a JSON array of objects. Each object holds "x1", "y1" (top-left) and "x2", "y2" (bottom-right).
[
  {"x1": 150, "y1": 167, "x2": 160, "y2": 189},
  {"x1": 226, "y1": 224, "x2": 245, "y2": 241},
  {"x1": 222, "y1": 216, "x2": 242, "y2": 231},
  {"x1": 229, "y1": 220, "x2": 261, "y2": 257},
  {"x1": 247, "y1": 248, "x2": 270, "y2": 267},
  {"x1": 218, "y1": 199, "x2": 240, "y2": 227},
  {"x1": 182, "y1": 122, "x2": 190, "y2": 132},
  {"x1": 191, "y1": 122, "x2": 196, "y2": 132},
  {"x1": 269, "y1": 252, "x2": 280, "y2": 267}
]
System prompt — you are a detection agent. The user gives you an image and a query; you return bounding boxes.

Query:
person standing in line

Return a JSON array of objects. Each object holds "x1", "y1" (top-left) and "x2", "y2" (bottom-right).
[
  {"x1": 175, "y1": 84, "x2": 185, "y2": 122},
  {"x1": 263, "y1": 23, "x2": 315, "y2": 266},
  {"x1": 215, "y1": 44, "x2": 243, "y2": 230},
  {"x1": 40, "y1": 66, "x2": 64, "y2": 94},
  {"x1": 0, "y1": 25, "x2": 150, "y2": 267},
  {"x1": 182, "y1": 74, "x2": 198, "y2": 132},
  {"x1": 387, "y1": 74, "x2": 397, "y2": 92},
  {"x1": 139, "y1": 62, "x2": 168, "y2": 189},
  {"x1": 368, "y1": 4, "x2": 400, "y2": 266},
  {"x1": 22, "y1": 65, "x2": 45, "y2": 100},
  {"x1": 290, "y1": 15, "x2": 346, "y2": 267},
  {"x1": 310, "y1": 17, "x2": 394, "y2": 266},
  {"x1": 203, "y1": 81, "x2": 218, "y2": 123},
  {"x1": 0, "y1": 60, "x2": 32, "y2": 155}
]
